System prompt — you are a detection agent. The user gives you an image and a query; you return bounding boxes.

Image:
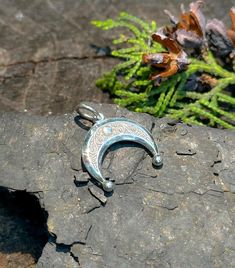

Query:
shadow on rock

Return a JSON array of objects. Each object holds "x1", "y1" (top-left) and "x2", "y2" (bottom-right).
[{"x1": 0, "y1": 187, "x2": 49, "y2": 267}]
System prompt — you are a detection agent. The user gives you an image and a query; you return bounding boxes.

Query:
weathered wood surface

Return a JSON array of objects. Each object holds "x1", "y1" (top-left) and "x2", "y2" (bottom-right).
[
  {"x1": 0, "y1": 103, "x2": 235, "y2": 267},
  {"x1": 0, "y1": 0, "x2": 234, "y2": 115}
]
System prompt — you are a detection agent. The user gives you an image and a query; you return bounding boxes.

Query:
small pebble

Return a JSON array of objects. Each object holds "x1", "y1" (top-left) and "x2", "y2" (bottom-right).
[
  {"x1": 74, "y1": 172, "x2": 89, "y2": 183},
  {"x1": 15, "y1": 11, "x2": 24, "y2": 21},
  {"x1": 89, "y1": 186, "x2": 107, "y2": 204},
  {"x1": 180, "y1": 128, "x2": 188, "y2": 136}
]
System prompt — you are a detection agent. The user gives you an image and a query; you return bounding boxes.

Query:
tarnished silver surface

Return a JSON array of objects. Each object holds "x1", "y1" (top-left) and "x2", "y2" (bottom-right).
[{"x1": 77, "y1": 104, "x2": 162, "y2": 192}]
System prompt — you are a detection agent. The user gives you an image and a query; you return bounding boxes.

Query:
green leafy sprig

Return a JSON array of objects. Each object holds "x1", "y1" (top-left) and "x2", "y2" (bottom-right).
[{"x1": 92, "y1": 13, "x2": 235, "y2": 129}]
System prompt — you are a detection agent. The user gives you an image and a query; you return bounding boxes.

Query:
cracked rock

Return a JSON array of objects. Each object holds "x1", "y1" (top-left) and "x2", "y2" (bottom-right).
[
  {"x1": 0, "y1": 103, "x2": 235, "y2": 267},
  {"x1": 37, "y1": 243, "x2": 78, "y2": 268}
]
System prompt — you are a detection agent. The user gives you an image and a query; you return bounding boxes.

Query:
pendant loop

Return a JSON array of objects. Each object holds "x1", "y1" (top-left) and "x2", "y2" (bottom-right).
[{"x1": 76, "y1": 103, "x2": 105, "y2": 123}]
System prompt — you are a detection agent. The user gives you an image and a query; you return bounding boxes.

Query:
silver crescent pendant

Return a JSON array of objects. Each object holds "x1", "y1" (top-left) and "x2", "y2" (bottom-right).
[{"x1": 76, "y1": 104, "x2": 163, "y2": 192}]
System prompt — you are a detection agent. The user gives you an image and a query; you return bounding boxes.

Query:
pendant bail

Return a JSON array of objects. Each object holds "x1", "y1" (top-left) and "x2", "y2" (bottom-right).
[{"x1": 76, "y1": 103, "x2": 105, "y2": 123}]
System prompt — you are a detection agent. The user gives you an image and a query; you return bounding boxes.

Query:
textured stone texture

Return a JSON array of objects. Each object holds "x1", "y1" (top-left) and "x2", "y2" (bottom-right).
[
  {"x1": 0, "y1": 0, "x2": 235, "y2": 266},
  {"x1": 0, "y1": 102, "x2": 235, "y2": 267},
  {"x1": 0, "y1": 0, "x2": 234, "y2": 115}
]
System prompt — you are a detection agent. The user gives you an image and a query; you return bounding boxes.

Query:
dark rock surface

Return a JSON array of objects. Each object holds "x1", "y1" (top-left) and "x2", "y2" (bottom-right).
[
  {"x1": 0, "y1": 102, "x2": 235, "y2": 267},
  {"x1": 0, "y1": 1, "x2": 235, "y2": 267},
  {"x1": 0, "y1": 188, "x2": 48, "y2": 268},
  {"x1": 0, "y1": 0, "x2": 234, "y2": 115}
]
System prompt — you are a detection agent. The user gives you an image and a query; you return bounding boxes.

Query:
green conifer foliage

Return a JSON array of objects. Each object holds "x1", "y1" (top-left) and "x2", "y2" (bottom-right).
[{"x1": 92, "y1": 13, "x2": 235, "y2": 129}]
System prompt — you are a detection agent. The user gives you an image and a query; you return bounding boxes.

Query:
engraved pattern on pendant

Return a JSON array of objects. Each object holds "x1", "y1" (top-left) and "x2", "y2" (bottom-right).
[{"x1": 87, "y1": 121, "x2": 151, "y2": 170}]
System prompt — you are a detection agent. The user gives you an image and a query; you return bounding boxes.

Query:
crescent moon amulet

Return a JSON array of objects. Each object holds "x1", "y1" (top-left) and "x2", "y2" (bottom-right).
[{"x1": 76, "y1": 104, "x2": 163, "y2": 192}]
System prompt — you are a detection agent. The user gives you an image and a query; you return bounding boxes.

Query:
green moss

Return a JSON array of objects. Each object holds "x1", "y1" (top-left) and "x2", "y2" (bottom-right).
[{"x1": 92, "y1": 13, "x2": 235, "y2": 129}]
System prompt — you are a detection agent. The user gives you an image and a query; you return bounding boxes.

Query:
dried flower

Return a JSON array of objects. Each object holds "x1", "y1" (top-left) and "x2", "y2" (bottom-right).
[
  {"x1": 164, "y1": 1, "x2": 206, "y2": 49},
  {"x1": 206, "y1": 7, "x2": 235, "y2": 57},
  {"x1": 227, "y1": 7, "x2": 235, "y2": 46},
  {"x1": 142, "y1": 33, "x2": 190, "y2": 84}
]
